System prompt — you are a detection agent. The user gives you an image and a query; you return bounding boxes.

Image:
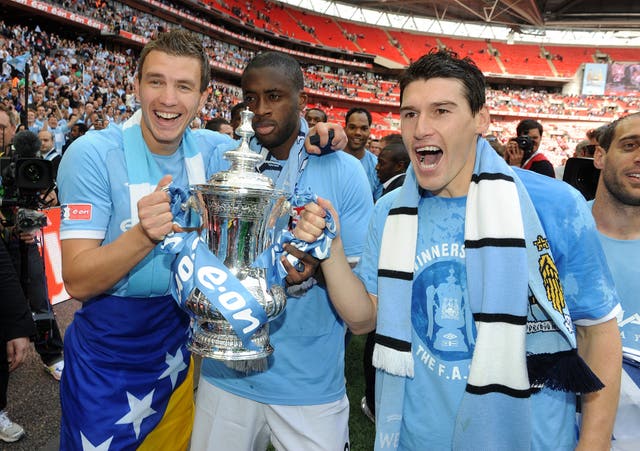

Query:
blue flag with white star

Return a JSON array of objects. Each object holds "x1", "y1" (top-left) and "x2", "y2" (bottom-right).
[{"x1": 59, "y1": 294, "x2": 194, "y2": 450}]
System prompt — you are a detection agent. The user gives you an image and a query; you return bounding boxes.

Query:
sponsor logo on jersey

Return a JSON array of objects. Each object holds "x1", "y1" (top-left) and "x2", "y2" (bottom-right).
[{"x1": 61, "y1": 203, "x2": 92, "y2": 221}]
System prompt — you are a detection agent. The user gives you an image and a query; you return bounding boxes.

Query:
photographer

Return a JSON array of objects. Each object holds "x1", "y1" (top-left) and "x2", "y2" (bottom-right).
[
  {"x1": 1, "y1": 237, "x2": 36, "y2": 443},
  {"x1": 505, "y1": 118, "x2": 555, "y2": 178},
  {"x1": 0, "y1": 106, "x2": 64, "y2": 381}
]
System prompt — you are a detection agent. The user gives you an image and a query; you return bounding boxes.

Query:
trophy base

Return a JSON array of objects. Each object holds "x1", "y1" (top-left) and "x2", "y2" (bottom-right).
[{"x1": 188, "y1": 320, "x2": 273, "y2": 372}]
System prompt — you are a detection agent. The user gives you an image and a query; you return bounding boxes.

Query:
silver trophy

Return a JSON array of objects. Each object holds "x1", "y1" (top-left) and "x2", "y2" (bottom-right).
[{"x1": 185, "y1": 108, "x2": 289, "y2": 372}]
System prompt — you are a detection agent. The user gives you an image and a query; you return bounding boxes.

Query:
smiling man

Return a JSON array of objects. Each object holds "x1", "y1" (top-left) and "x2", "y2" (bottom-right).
[
  {"x1": 344, "y1": 107, "x2": 383, "y2": 200},
  {"x1": 56, "y1": 30, "x2": 233, "y2": 450},
  {"x1": 590, "y1": 112, "x2": 640, "y2": 450},
  {"x1": 294, "y1": 50, "x2": 622, "y2": 450}
]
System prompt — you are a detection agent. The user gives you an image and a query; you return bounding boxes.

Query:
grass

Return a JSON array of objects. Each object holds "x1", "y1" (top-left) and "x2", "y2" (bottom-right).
[{"x1": 345, "y1": 333, "x2": 376, "y2": 451}]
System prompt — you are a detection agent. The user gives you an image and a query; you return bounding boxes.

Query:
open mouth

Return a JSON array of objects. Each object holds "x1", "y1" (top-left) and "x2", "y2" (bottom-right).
[
  {"x1": 416, "y1": 146, "x2": 443, "y2": 168},
  {"x1": 155, "y1": 111, "x2": 180, "y2": 121}
]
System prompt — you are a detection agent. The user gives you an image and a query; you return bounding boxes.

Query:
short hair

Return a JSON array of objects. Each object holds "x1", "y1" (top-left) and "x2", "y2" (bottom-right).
[
  {"x1": 381, "y1": 140, "x2": 410, "y2": 168},
  {"x1": 399, "y1": 49, "x2": 485, "y2": 116},
  {"x1": 73, "y1": 122, "x2": 88, "y2": 134},
  {"x1": 305, "y1": 107, "x2": 327, "y2": 122},
  {"x1": 380, "y1": 133, "x2": 403, "y2": 147},
  {"x1": 587, "y1": 125, "x2": 607, "y2": 142},
  {"x1": 345, "y1": 107, "x2": 372, "y2": 126},
  {"x1": 137, "y1": 29, "x2": 211, "y2": 93},
  {"x1": 516, "y1": 119, "x2": 543, "y2": 137},
  {"x1": 205, "y1": 116, "x2": 230, "y2": 132},
  {"x1": 242, "y1": 52, "x2": 303, "y2": 92},
  {"x1": 598, "y1": 112, "x2": 640, "y2": 151}
]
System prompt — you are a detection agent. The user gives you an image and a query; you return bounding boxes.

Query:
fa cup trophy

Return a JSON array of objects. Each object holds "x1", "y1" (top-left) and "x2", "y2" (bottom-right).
[{"x1": 185, "y1": 108, "x2": 288, "y2": 371}]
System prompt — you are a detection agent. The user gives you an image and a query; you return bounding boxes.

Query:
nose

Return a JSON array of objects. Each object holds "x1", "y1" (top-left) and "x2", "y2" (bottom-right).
[
  {"x1": 414, "y1": 115, "x2": 435, "y2": 139},
  {"x1": 158, "y1": 85, "x2": 178, "y2": 105},
  {"x1": 251, "y1": 97, "x2": 270, "y2": 118}
]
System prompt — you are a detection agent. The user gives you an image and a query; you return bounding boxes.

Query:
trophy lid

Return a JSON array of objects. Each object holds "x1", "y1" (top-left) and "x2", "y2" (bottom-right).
[{"x1": 198, "y1": 108, "x2": 274, "y2": 194}]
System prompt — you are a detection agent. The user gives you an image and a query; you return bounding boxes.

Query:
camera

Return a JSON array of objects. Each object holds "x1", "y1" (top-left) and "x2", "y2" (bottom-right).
[
  {"x1": 1, "y1": 156, "x2": 54, "y2": 210},
  {"x1": 1, "y1": 130, "x2": 55, "y2": 211},
  {"x1": 511, "y1": 135, "x2": 534, "y2": 154}
]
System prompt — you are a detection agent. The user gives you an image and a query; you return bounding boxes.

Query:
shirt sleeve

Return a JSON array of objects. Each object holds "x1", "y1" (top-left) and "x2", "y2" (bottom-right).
[{"x1": 57, "y1": 134, "x2": 112, "y2": 240}]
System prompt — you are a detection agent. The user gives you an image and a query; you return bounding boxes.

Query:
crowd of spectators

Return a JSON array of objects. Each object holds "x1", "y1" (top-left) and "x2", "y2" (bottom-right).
[{"x1": 0, "y1": 0, "x2": 638, "y2": 169}]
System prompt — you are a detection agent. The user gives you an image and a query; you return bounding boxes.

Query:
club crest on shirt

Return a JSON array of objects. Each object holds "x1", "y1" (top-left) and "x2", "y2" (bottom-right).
[{"x1": 538, "y1": 251, "x2": 566, "y2": 314}]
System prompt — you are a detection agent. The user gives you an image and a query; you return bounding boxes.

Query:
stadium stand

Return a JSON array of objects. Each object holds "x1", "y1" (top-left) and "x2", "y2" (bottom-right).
[{"x1": 1, "y1": 0, "x2": 638, "y2": 169}]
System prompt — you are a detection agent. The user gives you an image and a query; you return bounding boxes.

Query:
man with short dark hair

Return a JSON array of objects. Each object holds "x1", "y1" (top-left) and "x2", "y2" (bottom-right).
[
  {"x1": 304, "y1": 107, "x2": 327, "y2": 128},
  {"x1": 61, "y1": 122, "x2": 87, "y2": 155},
  {"x1": 505, "y1": 118, "x2": 555, "y2": 177},
  {"x1": 296, "y1": 50, "x2": 621, "y2": 450},
  {"x1": 205, "y1": 116, "x2": 234, "y2": 137},
  {"x1": 376, "y1": 140, "x2": 410, "y2": 196},
  {"x1": 192, "y1": 51, "x2": 372, "y2": 451},
  {"x1": 344, "y1": 107, "x2": 383, "y2": 199},
  {"x1": 590, "y1": 112, "x2": 640, "y2": 450},
  {"x1": 0, "y1": 104, "x2": 36, "y2": 443},
  {"x1": 57, "y1": 29, "x2": 232, "y2": 449}
]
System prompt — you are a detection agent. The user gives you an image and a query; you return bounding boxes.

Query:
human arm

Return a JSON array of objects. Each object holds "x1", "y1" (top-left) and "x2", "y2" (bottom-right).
[
  {"x1": 61, "y1": 174, "x2": 176, "y2": 301},
  {"x1": 295, "y1": 197, "x2": 377, "y2": 334},
  {"x1": 575, "y1": 318, "x2": 621, "y2": 451}
]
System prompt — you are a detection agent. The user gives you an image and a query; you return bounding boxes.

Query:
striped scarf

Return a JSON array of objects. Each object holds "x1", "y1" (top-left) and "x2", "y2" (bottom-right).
[{"x1": 373, "y1": 137, "x2": 603, "y2": 450}]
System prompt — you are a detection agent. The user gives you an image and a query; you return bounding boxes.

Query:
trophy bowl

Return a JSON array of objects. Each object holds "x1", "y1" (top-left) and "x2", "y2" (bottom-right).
[{"x1": 181, "y1": 108, "x2": 289, "y2": 370}]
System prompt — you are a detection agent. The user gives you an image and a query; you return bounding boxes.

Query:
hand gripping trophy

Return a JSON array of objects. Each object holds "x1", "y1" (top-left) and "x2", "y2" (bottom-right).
[{"x1": 178, "y1": 108, "x2": 289, "y2": 372}]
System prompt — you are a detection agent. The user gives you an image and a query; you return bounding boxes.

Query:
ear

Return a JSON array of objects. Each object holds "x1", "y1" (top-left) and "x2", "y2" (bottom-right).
[
  {"x1": 593, "y1": 145, "x2": 606, "y2": 170},
  {"x1": 298, "y1": 92, "x2": 308, "y2": 112},
  {"x1": 198, "y1": 89, "x2": 208, "y2": 112},
  {"x1": 474, "y1": 106, "x2": 490, "y2": 135}
]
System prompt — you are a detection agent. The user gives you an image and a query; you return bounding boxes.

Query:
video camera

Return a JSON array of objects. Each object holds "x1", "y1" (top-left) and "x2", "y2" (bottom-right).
[{"x1": 1, "y1": 130, "x2": 55, "y2": 211}]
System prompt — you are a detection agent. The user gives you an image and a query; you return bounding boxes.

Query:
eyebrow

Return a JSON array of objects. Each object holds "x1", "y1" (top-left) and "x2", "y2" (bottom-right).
[
  {"x1": 144, "y1": 72, "x2": 196, "y2": 85},
  {"x1": 400, "y1": 100, "x2": 458, "y2": 112},
  {"x1": 618, "y1": 133, "x2": 640, "y2": 142}
]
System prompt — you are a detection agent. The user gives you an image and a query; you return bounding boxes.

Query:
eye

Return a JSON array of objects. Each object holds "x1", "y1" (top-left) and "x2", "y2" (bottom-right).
[
  {"x1": 621, "y1": 140, "x2": 639, "y2": 151},
  {"x1": 401, "y1": 111, "x2": 416, "y2": 119},
  {"x1": 269, "y1": 93, "x2": 281, "y2": 101},
  {"x1": 435, "y1": 108, "x2": 450, "y2": 115}
]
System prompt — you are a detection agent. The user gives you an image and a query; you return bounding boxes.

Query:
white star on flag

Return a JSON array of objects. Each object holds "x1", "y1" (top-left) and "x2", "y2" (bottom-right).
[
  {"x1": 115, "y1": 390, "x2": 157, "y2": 439},
  {"x1": 158, "y1": 348, "x2": 187, "y2": 388},
  {"x1": 81, "y1": 432, "x2": 113, "y2": 451}
]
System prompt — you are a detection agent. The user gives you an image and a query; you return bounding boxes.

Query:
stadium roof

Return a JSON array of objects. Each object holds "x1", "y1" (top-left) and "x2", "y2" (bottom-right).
[
  {"x1": 337, "y1": 1, "x2": 640, "y2": 31},
  {"x1": 280, "y1": 0, "x2": 640, "y2": 46}
]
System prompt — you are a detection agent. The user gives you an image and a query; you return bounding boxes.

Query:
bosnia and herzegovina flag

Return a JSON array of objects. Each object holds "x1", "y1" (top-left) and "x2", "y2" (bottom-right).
[{"x1": 60, "y1": 294, "x2": 194, "y2": 450}]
